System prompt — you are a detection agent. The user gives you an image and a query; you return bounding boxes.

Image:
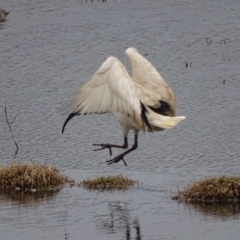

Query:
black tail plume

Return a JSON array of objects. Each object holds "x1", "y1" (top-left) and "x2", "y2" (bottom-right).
[
  {"x1": 62, "y1": 112, "x2": 78, "y2": 133},
  {"x1": 140, "y1": 101, "x2": 152, "y2": 132}
]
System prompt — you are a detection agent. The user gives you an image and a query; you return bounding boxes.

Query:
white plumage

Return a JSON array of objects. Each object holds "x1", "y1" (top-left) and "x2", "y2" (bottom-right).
[{"x1": 62, "y1": 47, "x2": 185, "y2": 166}]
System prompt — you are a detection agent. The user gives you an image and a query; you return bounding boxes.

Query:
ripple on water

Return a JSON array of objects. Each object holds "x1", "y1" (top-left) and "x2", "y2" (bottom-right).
[{"x1": 1, "y1": 0, "x2": 240, "y2": 239}]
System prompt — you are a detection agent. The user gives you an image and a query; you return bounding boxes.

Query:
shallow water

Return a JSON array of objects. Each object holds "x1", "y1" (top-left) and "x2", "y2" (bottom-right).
[{"x1": 1, "y1": 0, "x2": 240, "y2": 239}]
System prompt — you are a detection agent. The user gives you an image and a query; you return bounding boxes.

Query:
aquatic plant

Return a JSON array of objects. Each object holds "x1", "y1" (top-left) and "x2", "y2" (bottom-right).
[
  {"x1": 0, "y1": 162, "x2": 73, "y2": 191},
  {"x1": 81, "y1": 174, "x2": 136, "y2": 191},
  {"x1": 0, "y1": 6, "x2": 9, "y2": 22},
  {"x1": 172, "y1": 176, "x2": 240, "y2": 203}
]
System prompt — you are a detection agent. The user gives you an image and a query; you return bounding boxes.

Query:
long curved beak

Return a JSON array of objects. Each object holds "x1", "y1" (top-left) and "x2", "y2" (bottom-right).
[{"x1": 62, "y1": 112, "x2": 77, "y2": 133}]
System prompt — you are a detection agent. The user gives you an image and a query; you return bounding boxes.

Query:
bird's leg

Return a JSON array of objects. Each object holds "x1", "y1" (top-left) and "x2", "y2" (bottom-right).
[
  {"x1": 107, "y1": 135, "x2": 138, "y2": 166},
  {"x1": 93, "y1": 137, "x2": 128, "y2": 156}
]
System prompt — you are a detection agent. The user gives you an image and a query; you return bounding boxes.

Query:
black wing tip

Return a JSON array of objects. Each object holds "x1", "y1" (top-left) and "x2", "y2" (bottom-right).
[
  {"x1": 62, "y1": 112, "x2": 78, "y2": 133},
  {"x1": 149, "y1": 100, "x2": 172, "y2": 117},
  {"x1": 140, "y1": 101, "x2": 152, "y2": 132}
]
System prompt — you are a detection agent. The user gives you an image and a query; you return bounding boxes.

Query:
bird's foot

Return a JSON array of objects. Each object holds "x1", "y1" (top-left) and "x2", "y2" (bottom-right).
[
  {"x1": 93, "y1": 143, "x2": 112, "y2": 156},
  {"x1": 107, "y1": 155, "x2": 128, "y2": 166}
]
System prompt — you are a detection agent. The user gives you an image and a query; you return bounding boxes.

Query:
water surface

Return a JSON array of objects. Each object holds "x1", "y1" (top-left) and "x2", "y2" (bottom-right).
[{"x1": 0, "y1": 0, "x2": 240, "y2": 239}]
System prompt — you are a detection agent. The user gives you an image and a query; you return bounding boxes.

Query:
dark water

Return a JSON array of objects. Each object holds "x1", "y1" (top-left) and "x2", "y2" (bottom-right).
[{"x1": 1, "y1": 0, "x2": 240, "y2": 239}]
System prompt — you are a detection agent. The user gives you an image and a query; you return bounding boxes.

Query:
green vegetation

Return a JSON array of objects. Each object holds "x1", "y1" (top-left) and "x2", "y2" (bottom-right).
[
  {"x1": 172, "y1": 176, "x2": 240, "y2": 203},
  {"x1": 81, "y1": 174, "x2": 136, "y2": 191}
]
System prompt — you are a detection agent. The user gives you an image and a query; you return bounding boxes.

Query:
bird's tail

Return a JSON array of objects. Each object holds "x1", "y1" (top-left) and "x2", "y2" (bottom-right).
[{"x1": 148, "y1": 114, "x2": 186, "y2": 130}]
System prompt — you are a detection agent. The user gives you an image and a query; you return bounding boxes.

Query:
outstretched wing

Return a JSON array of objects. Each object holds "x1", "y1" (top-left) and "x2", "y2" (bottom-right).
[
  {"x1": 125, "y1": 47, "x2": 176, "y2": 116},
  {"x1": 62, "y1": 56, "x2": 151, "y2": 132},
  {"x1": 70, "y1": 56, "x2": 141, "y2": 115}
]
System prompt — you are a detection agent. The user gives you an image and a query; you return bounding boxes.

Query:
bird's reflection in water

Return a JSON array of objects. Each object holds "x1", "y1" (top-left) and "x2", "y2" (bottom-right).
[{"x1": 95, "y1": 201, "x2": 142, "y2": 240}]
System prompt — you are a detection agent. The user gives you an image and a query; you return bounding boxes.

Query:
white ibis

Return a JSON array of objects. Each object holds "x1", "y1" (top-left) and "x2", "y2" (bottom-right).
[{"x1": 62, "y1": 47, "x2": 185, "y2": 166}]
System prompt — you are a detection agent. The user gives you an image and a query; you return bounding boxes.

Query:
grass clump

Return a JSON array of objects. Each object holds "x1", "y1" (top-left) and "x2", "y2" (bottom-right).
[
  {"x1": 0, "y1": 162, "x2": 72, "y2": 191},
  {"x1": 81, "y1": 174, "x2": 136, "y2": 191},
  {"x1": 172, "y1": 176, "x2": 240, "y2": 203}
]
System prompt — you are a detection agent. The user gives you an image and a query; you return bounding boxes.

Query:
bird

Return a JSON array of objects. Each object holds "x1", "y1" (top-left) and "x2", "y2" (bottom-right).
[
  {"x1": 62, "y1": 47, "x2": 185, "y2": 166},
  {"x1": 0, "y1": 6, "x2": 9, "y2": 22}
]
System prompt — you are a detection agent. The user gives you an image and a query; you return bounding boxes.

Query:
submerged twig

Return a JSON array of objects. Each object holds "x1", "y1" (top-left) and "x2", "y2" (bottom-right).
[
  {"x1": 11, "y1": 113, "x2": 22, "y2": 125},
  {"x1": 4, "y1": 106, "x2": 20, "y2": 155}
]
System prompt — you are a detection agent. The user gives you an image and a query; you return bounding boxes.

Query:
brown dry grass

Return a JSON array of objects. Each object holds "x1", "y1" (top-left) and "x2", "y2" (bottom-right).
[
  {"x1": 0, "y1": 162, "x2": 73, "y2": 191},
  {"x1": 81, "y1": 174, "x2": 136, "y2": 191},
  {"x1": 172, "y1": 176, "x2": 240, "y2": 203}
]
